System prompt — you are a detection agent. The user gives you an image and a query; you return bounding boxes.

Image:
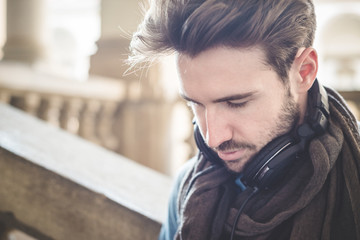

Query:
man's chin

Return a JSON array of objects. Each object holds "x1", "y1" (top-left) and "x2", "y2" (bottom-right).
[{"x1": 223, "y1": 159, "x2": 248, "y2": 173}]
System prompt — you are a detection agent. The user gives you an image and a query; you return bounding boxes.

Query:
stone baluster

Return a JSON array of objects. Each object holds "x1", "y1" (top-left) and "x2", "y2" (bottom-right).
[
  {"x1": 41, "y1": 96, "x2": 63, "y2": 127},
  {"x1": 97, "y1": 101, "x2": 119, "y2": 151},
  {"x1": 60, "y1": 98, "x2": 84, "y2": 135},
  {"x1": 60, "y1": 98, "x2": 84, "y2": 134},
  {"x1": 79, "y1": 99, "x2": 102, "y2": 144},
  {"x1": 24, "y1": 93, "x2": 41, "y2": 116}
]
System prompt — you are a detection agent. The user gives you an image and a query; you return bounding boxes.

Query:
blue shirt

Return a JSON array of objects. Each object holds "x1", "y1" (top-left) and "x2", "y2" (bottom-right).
[{"x1": 158, "y1": 159, "x2": 195, "y2": 240}]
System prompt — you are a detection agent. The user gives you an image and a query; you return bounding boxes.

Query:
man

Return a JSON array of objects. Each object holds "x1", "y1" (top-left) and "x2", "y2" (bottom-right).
[{"x1": 128, "y1": 0, "x2": 360, "y2": 239}]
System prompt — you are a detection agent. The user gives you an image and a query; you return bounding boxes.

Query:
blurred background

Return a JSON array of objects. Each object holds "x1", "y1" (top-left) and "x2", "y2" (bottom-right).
[{"x1": 0, "y1": 0, "x2": 359, "y2": 178}]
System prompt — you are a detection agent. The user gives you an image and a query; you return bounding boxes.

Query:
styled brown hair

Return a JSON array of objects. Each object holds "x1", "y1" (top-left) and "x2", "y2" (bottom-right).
[{"x1": 129, "y1": 0, "x2": 316, "y2": 81}]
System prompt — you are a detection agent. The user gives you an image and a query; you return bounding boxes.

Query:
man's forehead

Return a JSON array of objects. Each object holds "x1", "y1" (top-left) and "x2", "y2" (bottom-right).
[{"x1": 176, "y1": 46, "x2": 270, "y2": 71}]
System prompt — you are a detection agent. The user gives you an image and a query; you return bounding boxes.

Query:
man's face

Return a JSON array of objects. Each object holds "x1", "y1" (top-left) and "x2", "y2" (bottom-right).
[{"x1": 177, "y1": 47, "x2": 301, "y2": 173}]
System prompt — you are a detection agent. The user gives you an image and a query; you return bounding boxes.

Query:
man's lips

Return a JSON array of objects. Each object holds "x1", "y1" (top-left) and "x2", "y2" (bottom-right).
[{"x1": 216, "y1": 149, "x2": 246, "y2": 161}]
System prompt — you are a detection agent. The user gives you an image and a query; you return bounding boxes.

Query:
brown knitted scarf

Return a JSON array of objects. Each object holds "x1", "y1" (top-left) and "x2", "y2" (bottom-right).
[{"x1": 175, "y1": 88, "x2": 360, "y2": 240}]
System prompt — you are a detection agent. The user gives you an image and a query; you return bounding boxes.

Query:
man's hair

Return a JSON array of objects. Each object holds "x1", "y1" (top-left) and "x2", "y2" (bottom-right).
[{"x1": 128, "y1": 0, "x2": 316, "y2": 81}]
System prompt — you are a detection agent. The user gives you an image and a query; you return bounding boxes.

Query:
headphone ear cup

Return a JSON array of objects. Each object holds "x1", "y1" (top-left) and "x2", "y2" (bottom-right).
[
  {"x1": 241, "y1": 80, "x2": 329, "y2": 190},
  {"x1": 242, "y1": 134, "x2": 298, "y2": 188}
]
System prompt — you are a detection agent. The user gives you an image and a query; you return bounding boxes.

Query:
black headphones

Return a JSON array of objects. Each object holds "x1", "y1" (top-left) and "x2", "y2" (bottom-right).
[{"x1": 194, "y1": 79, "x2": 330, "y2": 190}]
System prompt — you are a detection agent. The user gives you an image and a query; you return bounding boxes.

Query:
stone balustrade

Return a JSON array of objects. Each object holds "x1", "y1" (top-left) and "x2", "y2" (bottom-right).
[
  {"x1": 0, "y1": 61, "x2": 126, "y2": 149},
  {"x1": 0, "y1": 103, "x2": 172, "y2": 240},
  {"x1": 0, "y1": 62, "x2": 192, "y2": 175}
]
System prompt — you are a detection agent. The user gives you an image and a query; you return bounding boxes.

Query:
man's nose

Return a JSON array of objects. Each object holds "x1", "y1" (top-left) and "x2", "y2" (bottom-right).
[{"x1": 205, "y1": 108, "x2": 232, "y2": 149}]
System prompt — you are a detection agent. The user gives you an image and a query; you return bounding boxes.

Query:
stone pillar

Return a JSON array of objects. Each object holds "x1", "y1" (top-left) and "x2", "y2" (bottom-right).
[
  {"x1": 89, "y1": 0, "x2": 142, "y2": 80},
  {"x1": 2, "y1": 0, "x2": 48, "y2": 63}
]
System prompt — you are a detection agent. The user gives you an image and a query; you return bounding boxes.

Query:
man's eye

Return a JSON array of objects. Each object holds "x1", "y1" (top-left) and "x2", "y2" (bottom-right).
[{"x1": 226, "y1": 101, "x2": 248, "y2": 108}]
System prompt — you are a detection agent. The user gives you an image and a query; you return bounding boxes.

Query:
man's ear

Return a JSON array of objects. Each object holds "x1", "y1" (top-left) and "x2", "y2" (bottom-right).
[{"x1": 292, "y1": 47, "x2": 318, "y2": 92}]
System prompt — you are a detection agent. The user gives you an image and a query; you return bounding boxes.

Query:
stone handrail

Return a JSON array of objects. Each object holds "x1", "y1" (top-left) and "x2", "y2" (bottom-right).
[{"x1": 0, "y1": 103, "x2": 172, "y2": 240}]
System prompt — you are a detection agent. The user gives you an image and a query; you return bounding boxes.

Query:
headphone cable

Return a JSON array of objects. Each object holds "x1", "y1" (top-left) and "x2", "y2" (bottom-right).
[{"x1": 230, "y1": 187, "x2": 259, "y2": 240}]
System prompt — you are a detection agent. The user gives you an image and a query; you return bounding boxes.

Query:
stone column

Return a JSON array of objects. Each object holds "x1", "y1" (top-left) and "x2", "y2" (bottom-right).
[
  {"x1": 2, "y1": 0, "x2": 48, "y2": 63},
  {"x1": 89, "y1": 0, "x2": 142, "y2": 80}
]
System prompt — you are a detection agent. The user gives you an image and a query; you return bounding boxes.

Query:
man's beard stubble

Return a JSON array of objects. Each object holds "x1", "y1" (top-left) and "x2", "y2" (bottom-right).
[{"x1": 215, "y1": 92, "x2": 301, "y2": 173}]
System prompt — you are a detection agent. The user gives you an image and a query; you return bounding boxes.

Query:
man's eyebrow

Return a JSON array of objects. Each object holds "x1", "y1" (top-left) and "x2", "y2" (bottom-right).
[
  {"x1": 213, "y1": 92, "x2": 256, "y2": 103},
  {"x1": 180, "y1": 93, "x2": 201, "y2": 104},
  {"x1": 180, "y1": 91, "x2": 256, "y2": 104}
]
